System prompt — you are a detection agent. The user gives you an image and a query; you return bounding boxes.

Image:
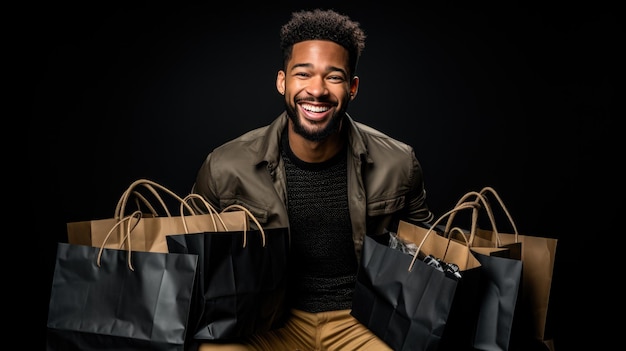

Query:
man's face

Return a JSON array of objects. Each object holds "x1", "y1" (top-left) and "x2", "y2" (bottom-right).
[{"x1": 276, "y1": 40, "x2": 358, "y2": 142}]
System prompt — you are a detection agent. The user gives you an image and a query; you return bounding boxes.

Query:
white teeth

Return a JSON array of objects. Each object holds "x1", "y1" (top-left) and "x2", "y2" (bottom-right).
[{"x1": 302, "y1": 104, "x2": 329, "y2": 113}]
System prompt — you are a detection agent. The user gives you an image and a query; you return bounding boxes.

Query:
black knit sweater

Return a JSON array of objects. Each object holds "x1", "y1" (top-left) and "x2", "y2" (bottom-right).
[{"x1": 281, "y1": 133, "x2": 357, "y2": 313}]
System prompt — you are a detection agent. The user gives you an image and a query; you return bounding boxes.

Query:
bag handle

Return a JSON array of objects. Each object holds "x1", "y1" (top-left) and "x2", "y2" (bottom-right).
[
  {"x1": 445, "y1": 190, "x2": 499, "y2": 246},
  {"x1": 115, "y1": 179, "x2": 197, "y2": 220},
  {"x1": 180, "y1": 193, "x2": 228, "y2": 233},
  {"x1": 222, "y1": 204, "x2": 265, "y2": 248},
  {"x1": 452, "y1": 187, "x2": 519, "y2": 245},
  {"x1": 98, "y1": 210, "x2": 143, "y2": 271},
  {"x1": 113, "y1": 179, "x2": 208, "y2": 250},
  {"x1": 116, "y1": 180, "x2": 171, "y2": 218},
  {"x1": 127, "y1": 190, "x2": 160, "y2": 216},
  {"x1": 409, "y1": 202, "x2": 476, "y2": 272},
  {"x1": 447, "y1": 226, "x2": 472, "y2": 243},
  {"x1": 478, "y1": 186, "x2": 519, "y2": 242}
]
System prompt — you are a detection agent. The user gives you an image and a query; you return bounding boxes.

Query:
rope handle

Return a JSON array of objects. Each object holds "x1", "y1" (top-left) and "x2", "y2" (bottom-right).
[
  {"x1": 446, "y1": 191, "x2": 499, "y2": 246},
  {"x1": 447, "y1": 226, "x2": 471, "y2": 243},
  {"x1": 115, "y1": 192, "x2": 227, "y2": 249},
  {"x1": 180, "y1": 194, "x2": 228, "y2": 233},
  {"x1": 128, "y1": 190, "x2": 160, "y2": 216},
  {"x1": 222, "y1": 204, "x2": 265, "y2": 248},
  {"x1": 115, "y1": 181, "x2": 170, "y2": 218},
  {"x1": 98, "y1": 210, "x2": 143, "y2": 271},
  {"x1": 114, "y1": 179, "x2": 197, "y2": 220},
  {"x1": 478, "y1": 186, "x2": 519, "y2": 242},
  {"x1": 453, "y1": 187, "x2": 519, "y2": 244},
  {"x1": 409, "y1": 202, "x2": 476, "y2": 272}
]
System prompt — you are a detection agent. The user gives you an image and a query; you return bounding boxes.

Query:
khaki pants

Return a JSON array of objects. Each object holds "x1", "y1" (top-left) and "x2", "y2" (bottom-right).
[{"x1": 198, "y1": 309, "x2": 392, "y2": 351}]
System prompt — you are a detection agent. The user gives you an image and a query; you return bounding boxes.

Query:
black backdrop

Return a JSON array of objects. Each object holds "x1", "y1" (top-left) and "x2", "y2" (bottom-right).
[{"x1": 32, "y1": 2, "x2": 619, "y2": 349}]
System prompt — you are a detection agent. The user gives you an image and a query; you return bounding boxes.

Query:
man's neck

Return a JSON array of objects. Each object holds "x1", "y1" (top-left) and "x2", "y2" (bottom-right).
[{"x1": 287, "y1": 126, "x2": 344, "y2": 163}]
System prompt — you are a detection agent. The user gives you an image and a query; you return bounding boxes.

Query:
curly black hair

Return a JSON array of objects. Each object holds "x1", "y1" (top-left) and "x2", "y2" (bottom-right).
[{"x1": 280, "y1": 9, "x2": 366, "y2": 78}]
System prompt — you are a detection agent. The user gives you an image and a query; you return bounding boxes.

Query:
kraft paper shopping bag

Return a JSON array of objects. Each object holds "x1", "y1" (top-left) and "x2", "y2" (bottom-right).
[{"x1": 67, "y1": 179, "x2": 248, "y2": 253}]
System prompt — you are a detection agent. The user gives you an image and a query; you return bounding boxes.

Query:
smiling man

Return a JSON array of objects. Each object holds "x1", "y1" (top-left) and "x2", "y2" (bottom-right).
[{"x1": 193, "y1": 8, "x2": 434, "y2": 350}]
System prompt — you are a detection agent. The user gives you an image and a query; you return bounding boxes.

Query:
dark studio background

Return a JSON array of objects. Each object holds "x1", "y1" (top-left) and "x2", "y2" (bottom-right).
[{"x1": 32, "y1": 2, "x2": 619, "y2": 350}]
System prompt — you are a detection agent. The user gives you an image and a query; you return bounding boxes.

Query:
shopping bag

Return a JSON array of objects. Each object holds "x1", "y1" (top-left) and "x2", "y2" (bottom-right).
[
  {"x1": 66, "y1": 178, "x2": 248, "y2": 252},
  {"x1": 394, "y1": 206, "x2": 485, "y2": 351},
  {"x1": 47, "y1": 211, "x2": 199, "y2": 351},
  {"x1": 351, "y1": 204, "x2": 482, "y2": 351},
  {"x1": 469, "y1": 187, "x2": 558, "y2": 350},
  {"x1": 446, "y1": 189, "x2": 523, "y2": 351},
  {"x1": 166, "y1": 204, "x2": 290, "y2": 341},
  {"x1": 473, "y1": 250, "x2": 522, "y2": 351},
  {"x1": 477, "y1": 229, "x2": 557, "y2": 350},
  {"x1": 445, "y1": 226, "x2": 522, "y2": 351}
]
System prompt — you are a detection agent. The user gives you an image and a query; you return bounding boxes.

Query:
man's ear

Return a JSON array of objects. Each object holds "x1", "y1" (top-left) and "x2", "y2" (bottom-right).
[
  {"x1": 276, "y1": 70, "x2": 286, "y2": 95},
  {"x1": 349, "y1": 76, "x2": 359, "y2": 100}
]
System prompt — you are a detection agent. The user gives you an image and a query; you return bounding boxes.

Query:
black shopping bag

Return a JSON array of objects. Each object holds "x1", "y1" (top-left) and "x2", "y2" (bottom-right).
[
  {"x1": 383, "y1": 204, "x2": 484, "y2": 351},
  {"x1": 166, "y1": 205, "x2": 290, "y2": 341},
  {"x1": 351, "y1": 214, "x2": 482, "y2": 351},
  {"x1": 472, "y1": 248, "x2": 523, "y2": 350},
  {"x1": 47, "y1": 212, "x2": 199, "y2": 351},
  {"x1": 445, "y1": 189, "x2": 524, "y2": 351},
  {"x1": 468, "y1": 187, "x2": 557, "y2": 350},
  {"x1": 351, "y1": 234, "x2": 457, "y2": 351}
]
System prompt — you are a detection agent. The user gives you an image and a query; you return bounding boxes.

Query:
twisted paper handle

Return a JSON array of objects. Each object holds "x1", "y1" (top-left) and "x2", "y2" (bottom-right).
[
  {"x1": 222, "y1": 204, "x2": 265, "y2": 248},
  {"x1": 409, "y1": 202, "x2": 477, "y2": 272},
  {"x1": 98, "y1": 210, "x2": 143, "y2": 271}
]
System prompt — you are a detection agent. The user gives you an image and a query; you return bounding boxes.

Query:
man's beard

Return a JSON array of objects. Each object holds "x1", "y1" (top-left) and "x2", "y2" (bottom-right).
[{"x1": 285, "y1": 102, "x2": 346, "y2": 142}]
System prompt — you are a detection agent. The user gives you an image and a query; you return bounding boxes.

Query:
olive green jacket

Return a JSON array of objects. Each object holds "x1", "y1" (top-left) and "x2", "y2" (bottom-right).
[{"x1": 193, "y1": 112, "x2": 433, "y2": 260}]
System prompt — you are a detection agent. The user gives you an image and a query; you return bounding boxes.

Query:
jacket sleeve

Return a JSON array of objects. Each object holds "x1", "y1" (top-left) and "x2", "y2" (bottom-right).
[
  {"x1": 190, "y1": 153, "x2": 221, "y2": 213},
  {"x1": 404, "y1": 150, "x2": 435, "y2": 225}
]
